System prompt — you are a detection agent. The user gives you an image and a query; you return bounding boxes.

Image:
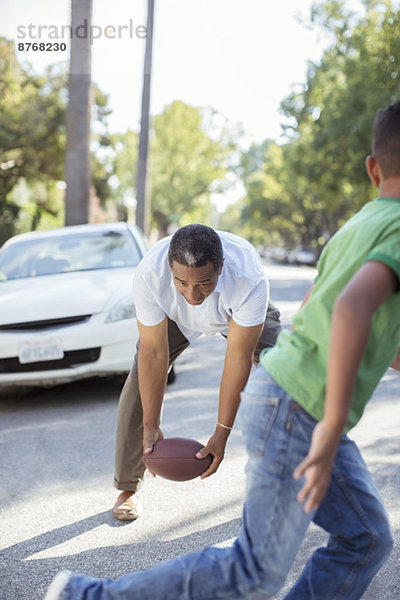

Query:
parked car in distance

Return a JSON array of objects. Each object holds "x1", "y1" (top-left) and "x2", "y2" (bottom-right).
[
  {"x1": 0, "y1": 222, "x2": 148, "y2": 388},
  {"x1": 269, "y1": 246, "x2": 289, "y2": 264},
  {"x1": 287, "y1": 245, "x2": 317, "y2": 266}
]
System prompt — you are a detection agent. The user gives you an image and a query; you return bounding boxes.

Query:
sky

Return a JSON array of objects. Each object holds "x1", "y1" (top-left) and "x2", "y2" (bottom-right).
[{"x1": 1, "y1": 0, "x2": 335, "y2": 144}]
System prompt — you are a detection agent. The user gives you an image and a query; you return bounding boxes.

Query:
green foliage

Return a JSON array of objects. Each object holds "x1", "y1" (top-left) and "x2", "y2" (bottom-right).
[
  {"x1": 230, "y1": 0, "x2": 400, "y2": 249},
  {"x1": 9, "y1": 178, "x2": 65, "y2": 232},
  {"x1": 0, "y1": 37, "x2": 114, "y2": 244},
  {"x1": 111, "y1": 130, "x2": 138, "y2": 197},
  {"x1": 91, "y1": 102, "x2": 238, "y2": 235},
  {"x1": 0, "y1": 37, "x2": 66, "y2": 243},
  {"x1": 106, "y1": 129, "x2": 139, "y2": 220},
  {"x1": 281, "y1": 0, "x2": 400, "y2": 233},
  {"x1": 91, "y1": 83, "x2": 114, "y2": 204},
  {"x1": 149, "y1": 101, "x2": 234, "y2": 235}
]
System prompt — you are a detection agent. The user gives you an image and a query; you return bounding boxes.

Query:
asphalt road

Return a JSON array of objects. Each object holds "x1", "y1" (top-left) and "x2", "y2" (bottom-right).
[{"x1": 0, "y1": 264, "x2": 399, "y2": 599}]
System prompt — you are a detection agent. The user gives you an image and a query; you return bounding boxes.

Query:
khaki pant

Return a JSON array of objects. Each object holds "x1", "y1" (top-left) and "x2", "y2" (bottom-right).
[{"x1": 113, "y1": 302, "x2": 281, "y2": 491}]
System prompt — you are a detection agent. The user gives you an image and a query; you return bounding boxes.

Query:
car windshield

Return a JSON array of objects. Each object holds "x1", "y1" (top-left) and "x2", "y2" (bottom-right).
[{"x1": 0, "y1": 230, "x2": 142, "y2": 281}]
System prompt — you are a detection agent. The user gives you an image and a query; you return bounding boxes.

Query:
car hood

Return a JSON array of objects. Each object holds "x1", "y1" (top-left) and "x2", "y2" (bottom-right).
[{"x1": 0, "y1": 268, "x2": 137, "y2": 326}]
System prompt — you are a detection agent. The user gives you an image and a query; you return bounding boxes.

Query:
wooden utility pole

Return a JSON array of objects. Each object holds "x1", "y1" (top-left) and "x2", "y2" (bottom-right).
[
  {"x1": 65, "y1": 0, "x2": 92, "y2": 225},
  {"x1": 136, "y1": 0, "x2": 155, "y2": 236}
]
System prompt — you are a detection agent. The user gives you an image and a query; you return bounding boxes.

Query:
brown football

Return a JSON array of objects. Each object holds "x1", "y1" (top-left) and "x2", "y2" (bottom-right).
[{"x1": 143, "y1": 437, "x2": 212, "y2": 481}]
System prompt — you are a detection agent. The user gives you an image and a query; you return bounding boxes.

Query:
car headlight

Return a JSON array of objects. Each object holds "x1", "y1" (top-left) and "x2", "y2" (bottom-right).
[{"x1": 105, "y1": 297, "x2": 136, "y2": 323}]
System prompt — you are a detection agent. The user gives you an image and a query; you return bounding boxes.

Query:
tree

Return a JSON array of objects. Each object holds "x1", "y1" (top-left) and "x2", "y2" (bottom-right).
[
  {"x1": 107, "y1": 102, "x2": 241, "y2": 237},
  {"x1": 109, "y1": 129, "x2": 139, "y2": 221},
  {"x1": 150, "y1": 101, "x2": 234, "y2": 236},
  {"x1": 280, "y1": 0, "x2": 400, "y2": 234},
  {"x1": 228, "y1": 142, "x2": 302, "y2": 247},
  {"x1": 236, "y1": 0, "x2": 400, "y2": 248},
  {"x1": 90, "y1": 84, "x2": 114, "y2": 212},
  {"x1": 0, "y1": 36, "x2": 114, "y2": 244},
  {"x1": 0, "y1": 38, "x2": 66, "y2": 244},
  {"x1": 65, "y1": 0, "x2": 93, "y2": 225}
]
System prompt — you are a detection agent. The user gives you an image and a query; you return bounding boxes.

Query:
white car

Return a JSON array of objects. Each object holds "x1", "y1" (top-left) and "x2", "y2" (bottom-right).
[{"x1": 0, "y1": 222, "x2": 148, "y2": 388}]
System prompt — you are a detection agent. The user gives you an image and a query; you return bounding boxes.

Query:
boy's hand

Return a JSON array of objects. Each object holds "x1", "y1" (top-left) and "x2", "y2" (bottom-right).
[{"x1": 293, "y1": 420, "x2": 340, "y2": 513}]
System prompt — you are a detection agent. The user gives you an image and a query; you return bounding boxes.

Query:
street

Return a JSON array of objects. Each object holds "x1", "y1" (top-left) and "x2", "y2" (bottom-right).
[{"x1": 0, "y1": 264, "x2": 399, "y2": 599}]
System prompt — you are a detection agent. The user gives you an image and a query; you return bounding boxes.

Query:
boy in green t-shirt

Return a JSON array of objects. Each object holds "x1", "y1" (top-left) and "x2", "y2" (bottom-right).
[{"x1": 45, "y1": 104, "x2": 400, "y2": 600}]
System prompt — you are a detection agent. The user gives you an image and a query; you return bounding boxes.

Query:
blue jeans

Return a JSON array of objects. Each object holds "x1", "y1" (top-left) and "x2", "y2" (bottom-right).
[{"x1": 62, "y1": 368, "x2": 393, "y2": 600}]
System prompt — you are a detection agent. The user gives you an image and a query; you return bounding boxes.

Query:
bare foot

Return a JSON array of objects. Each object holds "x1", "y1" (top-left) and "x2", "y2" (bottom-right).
[{"x1": 113, "y1": 490, "x2": 139, "y2": 521}]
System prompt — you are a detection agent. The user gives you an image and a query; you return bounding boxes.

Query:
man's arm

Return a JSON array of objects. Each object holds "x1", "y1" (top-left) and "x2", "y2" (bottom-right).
[
  {"x1": 197, "y1": 319, "x2": 263, "y2": 478},
  {"x1": 137, "y1": 318, "x2": 169, "y2": 462},
  {"x1": 294, "y1": 260, "x2": 399, "y2": 513}
]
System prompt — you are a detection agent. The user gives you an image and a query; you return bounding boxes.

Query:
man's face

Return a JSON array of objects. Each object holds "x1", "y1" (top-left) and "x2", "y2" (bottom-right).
[{"x1": 171, "y1": 260, "x2": 222, "y2": 306}]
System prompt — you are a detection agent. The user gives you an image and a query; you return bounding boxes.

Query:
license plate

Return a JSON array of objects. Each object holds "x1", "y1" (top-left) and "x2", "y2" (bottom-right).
[{"x1": 18, "y1": 337, "x2": 64, "y2": 364}]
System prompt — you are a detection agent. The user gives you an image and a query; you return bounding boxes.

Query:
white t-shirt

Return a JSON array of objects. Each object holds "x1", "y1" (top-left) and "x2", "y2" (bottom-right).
[{"x1": 132, "y1": 231, "x2": 268, "y2": 341}]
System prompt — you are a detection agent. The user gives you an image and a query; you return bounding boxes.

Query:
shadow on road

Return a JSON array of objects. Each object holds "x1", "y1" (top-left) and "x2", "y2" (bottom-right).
[{"x1": 1, "y1": 508, "x2": 242, "y2": 600}]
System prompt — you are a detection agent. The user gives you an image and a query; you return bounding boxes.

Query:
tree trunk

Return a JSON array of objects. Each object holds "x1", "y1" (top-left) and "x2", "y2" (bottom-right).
[
  {"x1": 136, "y1": 0, "x2": 155, "y2": 236},
  {"x1": 65, "y1": 0, "x2": 92, "y2": 225}
]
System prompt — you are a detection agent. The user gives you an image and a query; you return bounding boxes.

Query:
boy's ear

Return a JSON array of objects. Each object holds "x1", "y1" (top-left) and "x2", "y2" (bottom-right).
[{"x1": 365, "y1": 155, "x2": 381, "y2": 187}]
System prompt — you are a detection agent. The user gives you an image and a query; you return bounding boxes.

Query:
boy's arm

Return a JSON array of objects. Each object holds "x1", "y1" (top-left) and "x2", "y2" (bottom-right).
[
  {"x1": 390, "y1": 346, "x2": 400, "y2": 370},
  {"x1": 291, "y1": 283, "x2": 315, "y2": 331},
  {"x1": 294, "y1": 260, "x2": 399, "y2": 513},
  {"x1": 299, "y1": 283, "x2": 315, "y2": 310}
]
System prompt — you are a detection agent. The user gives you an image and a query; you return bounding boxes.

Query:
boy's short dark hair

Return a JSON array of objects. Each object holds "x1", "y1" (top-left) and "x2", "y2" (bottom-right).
[
  {"x1": 373, "y1": 100, "x2": 400, "y2": 178},
  {"x1": 168, "y1": 224, "x2": 223, "y2": 271}
]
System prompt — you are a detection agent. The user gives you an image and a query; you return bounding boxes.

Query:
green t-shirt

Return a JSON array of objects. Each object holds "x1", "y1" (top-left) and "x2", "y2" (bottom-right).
[{"x1": 261, "y1": 197, "x2": 400, "y2": 432}]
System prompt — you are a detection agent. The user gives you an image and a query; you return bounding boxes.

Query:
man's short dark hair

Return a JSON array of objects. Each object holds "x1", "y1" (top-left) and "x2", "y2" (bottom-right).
[
  {"x1": 168, "y1": 224, "x2": 223, "y2": 271},
  {"x1": 373, "y1": 100, "x2": 400, "y2": 178}
]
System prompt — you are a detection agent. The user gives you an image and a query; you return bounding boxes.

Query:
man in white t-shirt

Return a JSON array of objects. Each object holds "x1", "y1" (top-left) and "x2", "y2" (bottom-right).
[{"x1": 113, "y1": 224, "x2": 281, "y2": 520}]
